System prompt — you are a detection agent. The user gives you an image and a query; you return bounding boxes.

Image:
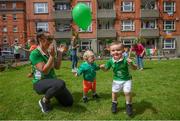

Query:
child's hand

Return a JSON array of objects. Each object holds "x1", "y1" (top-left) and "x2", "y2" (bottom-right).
[
  {"x1": 57, "y1": 44, "x2": 67, "y2": 53},
  {"x1": 127, "y1": 58, "x2": 133, "y2": 64}
]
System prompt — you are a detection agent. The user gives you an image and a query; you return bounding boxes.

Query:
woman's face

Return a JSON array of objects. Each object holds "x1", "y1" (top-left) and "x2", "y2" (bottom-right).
[
  {"x1": 71, "y1": 35, "x2": 76, "y2": 41},
  {"x1": 40, "y1": 35, "x2": 53, "y2": 49}
]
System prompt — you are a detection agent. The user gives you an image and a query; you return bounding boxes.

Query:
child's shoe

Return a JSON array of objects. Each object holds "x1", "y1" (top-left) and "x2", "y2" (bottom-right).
[
  {"x1": 126, "y1": 104, "x2": 133, "y2": 116},
  {"x1": 82, "y1": 96, "x2": 88, "y2": 103},
  {"x1": 92, "y1": 93, "x2": 100, "y2": 99},
  {"x1": 111, "y1": 102, "x2": 118, "y2": 113}
]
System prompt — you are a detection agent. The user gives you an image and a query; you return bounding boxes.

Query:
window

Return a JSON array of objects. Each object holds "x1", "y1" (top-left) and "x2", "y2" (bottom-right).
[
  {"x1": 12, "y1": 3, "x2": 16, "y2": 9},
  {"x1": 163, "y1": 39, "x2": 175, "y2": 49},
  {"x1": 13, "y1": 26, "x2": 18, "y2": 32},
  {"x1": 14, "y1": 37, "x2": 19, "y2": 44},
  {"x1": 55, "y1": 3, "x2": 70, "y2": 10},
  {"x1": 121, "y1": 20, "x2": 134, "y2": 31},
  {"x1": 164, "y1": 21, "x2": 175, "y2": 31},
  {"x1": 80, "y1": 41, "x2": 91, "y2": 51},
  {"x1": 3, "y1": 37, "x2": 8, "y2": 44},
  {"x1": 1, "y1": 4, "x2": 6, "y2": 9},
  {"x1": 2, "y1": 26, "x2": 7, "y2": 32},
  {"x1": 56, "y1": 23, "x2": 71, "y2": 32},
  {"x1": 122, "y1": 39, "x2": 134, "y2": 47},
  {"x1": 13, "y1": 14, "x2": 17, "y2": 21},
  {"x1": 79, "y1": 24, "x2": 92, "y2": 32},
  {"x1": 2, "y1": 14, "x2": 7, "y2": 21},
  {"x1": 141, "y1": 0, "x2": 156, "y2": 9},
  {"x1": 142, "y1": 20, "x2": 156, "y2": 29},
  {"x1": 122, "y1": 2, "x2": 133, "y2": 12},
  {"x1": 98, "y1": 20, "x2": 114, "y2": 29},
  {"x1": 164, "y1": 2, "x2": 176, "y2": 13},
  {"x1": 36, "y1": 22, "x2": 48, "y2": 32},
  {"x1": 34, "y1": 3, "x2": 48, "y2": 14}
]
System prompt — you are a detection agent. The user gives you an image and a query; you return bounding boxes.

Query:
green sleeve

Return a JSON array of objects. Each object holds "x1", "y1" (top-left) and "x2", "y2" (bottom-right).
[
  {"x1": 29, "y1": 51, "x2": 44, "y2": 66},
  {"x1": 105, "y1": 59, "x2": 112, "y2": 70},
  {"x1": 95, "y1": 63, "x2": 100, "y2": 71},
  {"x1": 77, "y1": 64, "x2": 84, "y2": 76}
]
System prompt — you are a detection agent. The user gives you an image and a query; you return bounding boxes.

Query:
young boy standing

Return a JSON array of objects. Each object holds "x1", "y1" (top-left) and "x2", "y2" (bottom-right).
[
  {"x1": 100, "y1": 42, "x2": 137, "y2": 116},
  {"x1": 74, "y1": 50, "x2": 100, "y2": 103}
]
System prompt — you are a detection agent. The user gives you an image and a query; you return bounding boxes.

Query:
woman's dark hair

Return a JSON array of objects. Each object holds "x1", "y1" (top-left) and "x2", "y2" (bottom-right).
[{"x1": 36, "y1": 29, "x2": 45, "y2": 44}]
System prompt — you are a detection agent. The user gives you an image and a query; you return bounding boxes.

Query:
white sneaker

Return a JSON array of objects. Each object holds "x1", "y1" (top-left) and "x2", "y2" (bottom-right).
[
  {"x1": 72, "y1": 69, "x2": 75, "y2": 72},
  {"x1": 74, "y1": 67, "x2": 78, "y2": 72}
]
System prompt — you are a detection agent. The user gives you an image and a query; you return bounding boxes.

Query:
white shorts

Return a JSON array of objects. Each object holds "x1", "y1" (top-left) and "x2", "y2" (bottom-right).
[{"x1": 112, "y1": 80, "x2": 132, "y2": 93}]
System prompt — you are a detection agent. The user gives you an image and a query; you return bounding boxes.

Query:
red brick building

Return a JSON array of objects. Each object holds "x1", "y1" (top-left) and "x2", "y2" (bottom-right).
[
  {"x1": 26, "y1": 0, "x2": 54, "y2": 39},
  {"x1": 0, "y1": 0, "x2": 26, "y2": 51},
  {"x1": 1, "y1": 0, "x2": 179, "y2": 57},
  {"x1": 53, "y1": 0, "x2": 180, "y2": 57}
]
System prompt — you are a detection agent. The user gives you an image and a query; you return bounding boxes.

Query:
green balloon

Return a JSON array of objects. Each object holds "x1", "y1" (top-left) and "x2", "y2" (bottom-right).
[{"x1": 72, "y1": 3, "x2": 92, "y2": 30}]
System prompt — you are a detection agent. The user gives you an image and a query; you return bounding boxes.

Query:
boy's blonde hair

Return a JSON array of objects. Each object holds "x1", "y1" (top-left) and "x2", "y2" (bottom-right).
[
  {"x1": 110, "y1": 41, "x2": 124, "y2": 49},
  {"x1": 83, "y1": 50, "x2": 95, "y2": 61}
]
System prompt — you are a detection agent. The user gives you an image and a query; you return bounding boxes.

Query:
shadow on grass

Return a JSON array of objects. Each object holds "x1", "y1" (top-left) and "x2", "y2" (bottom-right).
[
  {"x1": 131, "y1": 100, "x2": 158, "y2": 117},
  {"x1": 51, "y1": 91, "x2": 87, "y2": 113},
  {"x1": 143, "y1": 67, "x2": 153, "y2": 70}
]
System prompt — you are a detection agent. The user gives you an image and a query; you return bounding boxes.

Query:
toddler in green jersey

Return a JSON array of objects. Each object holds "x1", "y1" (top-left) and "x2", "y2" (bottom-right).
[
  {"x1": 100, "y1": 42, "x2": 137, "y2": 116},
  {"x1": 74, "y1": 50, "x2": 100, "y2": 103}
]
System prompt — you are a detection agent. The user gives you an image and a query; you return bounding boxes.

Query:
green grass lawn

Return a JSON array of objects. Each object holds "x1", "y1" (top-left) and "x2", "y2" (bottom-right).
[{"x1": 0, "y1": 59, "x2": 180, "y2": 120}]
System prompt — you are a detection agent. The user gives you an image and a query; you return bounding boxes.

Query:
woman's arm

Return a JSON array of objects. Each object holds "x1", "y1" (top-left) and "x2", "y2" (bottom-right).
[
  {"x1": 35, "y1": 56, "x2": 54, "y2": 74},
  {"x1": 35, "y1": 45, "x2": 55, "y2": 74},
  {"x1": 100, "y1": 64, "x2": 108, "y2": 72},
  {"x1": 54, "y1": 50, "x2": 62, "y2": 69}
]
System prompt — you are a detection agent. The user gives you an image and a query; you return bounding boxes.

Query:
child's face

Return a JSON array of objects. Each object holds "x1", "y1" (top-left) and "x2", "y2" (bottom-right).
[
  {"x1": 87, "y1": 54, "x2": 95, "y2": 64},
  {"x1": 110, "y1": 44, "x2": 124, "y2": 60}
]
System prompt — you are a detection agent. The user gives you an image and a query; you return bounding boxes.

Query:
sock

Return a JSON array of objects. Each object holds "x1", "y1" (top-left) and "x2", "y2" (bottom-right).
[
  {"x1": 112, "y1": 101, "x2": 117, "y2": 104},
  {"x1": 126, "y1": 101, "x2": 132, "y2": 105},
  {"x1": 83, "y1": 95, "x2": 87, "y2": 98},
  {"x1": 93, "y1": 92, "x2": 97, "y2": 95}
]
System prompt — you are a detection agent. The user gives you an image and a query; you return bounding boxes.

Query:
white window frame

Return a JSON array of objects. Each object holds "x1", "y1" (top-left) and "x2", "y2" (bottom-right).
[
  {"x1": 79, "y1": 24, "x2": 92, "y2": 32},
  {"x1": 3, "y1": 26, "x2": 7, "y2": 32},
  {"x1": 36, "y1": 22, "x2": 49, "y2": 32},
  {"x1": 34, "y1": 3, "x2": 48, "y2": 14},
  {"x1": 12, "y1": 3, "x2": 16, "y2": 9},
  {"x1": 164, "y1": 2, "x2": 176, "y2": 13},
  {"x1": 122, "y1": 1, "x2": 134, "y2": 12},
  {"x1": 163, "y1": 38, "x2": 175, "y2": 49},
  {"x1": 13, "y1": 26, "x2": 18, "y2": 32},
  {"x1": 121, "y1": 20, "x2": 134, "y2": 31},
  {"x1": 80, "y1": 40, "x2": 91, "y2": 51},
  {"x1": 164, "y1": 20, "x2": 175, "y2": 31}
]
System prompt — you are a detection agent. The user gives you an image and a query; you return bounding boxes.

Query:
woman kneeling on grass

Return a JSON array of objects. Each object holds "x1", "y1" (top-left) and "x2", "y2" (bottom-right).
[{"x1": 29, "y1": 29, "x2": 73, "y2": 113}]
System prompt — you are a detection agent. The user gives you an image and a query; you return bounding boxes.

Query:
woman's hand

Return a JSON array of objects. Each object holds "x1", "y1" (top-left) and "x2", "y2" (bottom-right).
[
  {"x1": 57, "y1": 44, "x2": 67, "y2": 53},
  {"x1": 49, "y1": 44, "x2": 55, "y2": 57}
]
